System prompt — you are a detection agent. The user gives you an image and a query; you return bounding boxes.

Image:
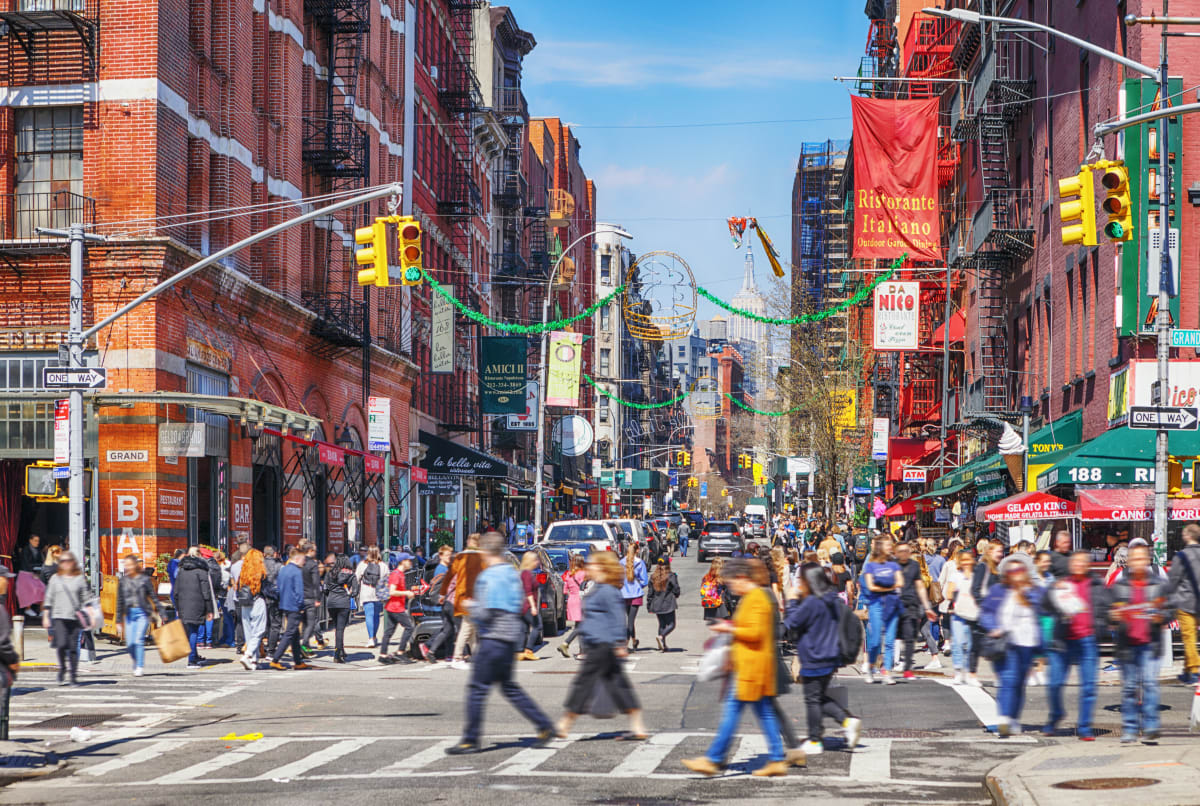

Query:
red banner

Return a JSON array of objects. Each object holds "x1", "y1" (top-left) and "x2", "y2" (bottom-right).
[{"x1": 851, "y1": 96, "x2": 941, "y2": 261}]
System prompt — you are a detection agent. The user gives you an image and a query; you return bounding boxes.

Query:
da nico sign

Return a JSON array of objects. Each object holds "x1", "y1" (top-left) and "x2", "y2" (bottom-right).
[{"x1": 873, "y1": 281, "x2": 919, "y2": 350}]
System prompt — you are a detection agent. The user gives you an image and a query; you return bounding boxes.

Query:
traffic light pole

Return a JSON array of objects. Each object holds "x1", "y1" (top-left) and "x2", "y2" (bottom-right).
[{"x1": 1152, "y1": 19, "x2": 1171, "y2": 560}]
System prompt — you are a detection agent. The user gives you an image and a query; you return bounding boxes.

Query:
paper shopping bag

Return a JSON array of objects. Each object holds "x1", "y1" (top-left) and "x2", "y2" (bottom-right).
[{"x1": 152, "y1": 619, "x2": 190, "y2": 664}]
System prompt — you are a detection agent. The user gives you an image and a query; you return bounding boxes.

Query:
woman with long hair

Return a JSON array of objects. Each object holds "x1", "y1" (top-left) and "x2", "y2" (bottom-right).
[
  {"x1": 558, "y1": 553, "x2": 588, "y2": 657},
  {"x1": 322, "y1": 554, "x2": 357, "y2": 663},
  {"x1": 769, "y1": 548, "x2": 788, "y2": 611},
  {"x1": 355, "y1": 546, "x2": 388, "y2": 647},
  {"x1": 700, "y1": 558, "x2": 726, "y2": 621},
  {"x1": 646, "y1": 558, "x2": 680, "y2": 651},
  {"x1": 619, "y1": 543, "x2": 648, "y2": 651},
  {"x1": 860, "y1": 536, "x2": 901, "y2": 684},
  {"x1": 557, "y1": 551, "x2": 647, "y2": 740},
  {"x1": 785, "y1": 562, "x2": 863, "y2": 755},
  {"x1": 236, "y1": 547, "x2": 268, "y2": 670},
  {"x1": 517, "y1": 551, "x2": 544, "y2": 661},
  {"x1": 39, "y1": 544, "x2": 61, "y2": 584},
  {"x1": 41, "y1": 551, "x2": 92, "y2": 685},
  {"x1": 943, "y1": 550, "x2": 980, "y2": 686},
  {"x1": 980, "y1": 554, "x2": 1046, "y2": 737},
  {"x1": 115, "y1": 554, "x2": 162, "y2": 677}
]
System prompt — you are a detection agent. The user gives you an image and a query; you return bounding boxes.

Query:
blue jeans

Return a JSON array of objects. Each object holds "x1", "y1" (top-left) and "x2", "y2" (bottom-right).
[
  {"x1": 997, "y1": 644, "x2": 1036, "y2": 722},
  {"x1": 951, "y1": 615, "x2": 973, "y2": 671},
  {"x1": 220, "y1": 608, "x2": 236, "y2": 646},
  {"x1": 1047, "y1": 635, "x2": 1098, "y2": 735},
  {"x1": 363, "y1": 601, "x2": 382, "y2": 640},
  {"x1": 463, "y1": 638, "x2": 552, "y2": 744},
  {"x1": 199, "y1": 619, "x2": 212, "y2": 645},
  {"x1": 184, "y1": 622, "x2": 204, "y2": 664},
  {"x1": 706, "y1": 686, "x2": 785, "y2": 764},
  {"x1": 1120, "y1": 643, "x2": 1161, "y2": 737},
  {"x1": 680, "y1": 536, "x2": 689, "y2": 556},
  {"x1": 124, "y1": 607, "x2": 149, "y2": 669},
  {"x1": 866, "y1": 599, "x2": 898, "y2": 669}
]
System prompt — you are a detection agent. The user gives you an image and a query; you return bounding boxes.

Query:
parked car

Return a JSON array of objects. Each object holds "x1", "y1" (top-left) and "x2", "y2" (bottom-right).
[
  {"x1": 509, "y1": 545, "x2": 568, "y2": 633},
  {"x1": 658, "y1": 512, "x2": 684, "y2": 527},
  {"x1": 606, "y1": 519, "x2": 659, "y2": 564},
  {"x1": 680, "y1": 510, "x2": 706, "y2": 532},
  {"x1": 696, "y1": 520, "x2": 744, "y2": 562},
  {"x1": 542, "y1": 520, "x2": 621, "y2": 553},
  {"x1": 746, "y1": 514, "x2": 768, "y2": 539}
]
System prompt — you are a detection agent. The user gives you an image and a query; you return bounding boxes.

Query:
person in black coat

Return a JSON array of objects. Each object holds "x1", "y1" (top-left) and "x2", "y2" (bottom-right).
[
  {"x1": 174, "y1": 553, "x2": 214, "y2": 668},
  {"x1": 322, "y1": 555, "x2": 357, "y2": 663},
  {"x1": 646, "y1": 559, "x2": 680, "y2": 651},
  {"x1": 300, "y1": 541, "x2": 325, "y2": 651}
]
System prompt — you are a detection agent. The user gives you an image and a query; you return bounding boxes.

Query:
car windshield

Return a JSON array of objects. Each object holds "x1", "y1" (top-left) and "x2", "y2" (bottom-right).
[
  {"x1": 610, "y1": 522, "x2": 634, "y2": 537},
  {"x1": 707, "y1": 522, "x2": 737, "y2": 534},
  {"x1": 539, "y1": 547, "x2": 573, "y2": 571},
  {"x1": 545, "y1": 523, "x2": 607, "y2": 543}
]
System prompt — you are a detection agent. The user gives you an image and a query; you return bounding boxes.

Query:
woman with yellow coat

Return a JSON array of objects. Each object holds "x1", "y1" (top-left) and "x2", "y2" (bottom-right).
[{"x1": 683, "y1": 559, "x2": 788, "y2": 778}]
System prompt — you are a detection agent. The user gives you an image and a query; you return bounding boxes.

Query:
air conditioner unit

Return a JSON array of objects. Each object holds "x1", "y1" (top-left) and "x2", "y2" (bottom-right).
[{"x1": 429, "y1": 65, "x2": 439, "y2": 81}]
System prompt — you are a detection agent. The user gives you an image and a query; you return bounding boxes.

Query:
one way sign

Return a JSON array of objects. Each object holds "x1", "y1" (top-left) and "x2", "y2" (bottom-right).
[
  {"x1": 1129, "y1": 406, "x2": 1200, "y2": 431},
  {"x1": 42, "y1": 367, "x2": 107, "y2": 389}
]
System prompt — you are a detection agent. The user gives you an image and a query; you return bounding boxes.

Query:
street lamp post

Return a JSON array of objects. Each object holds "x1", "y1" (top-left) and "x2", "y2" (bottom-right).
[
  {"x1": 925, "y1": 6, "x2": 1176, "y2": 558},
  {"x1": 532, "y1": 226, "x2": 632, "y2": 539}
]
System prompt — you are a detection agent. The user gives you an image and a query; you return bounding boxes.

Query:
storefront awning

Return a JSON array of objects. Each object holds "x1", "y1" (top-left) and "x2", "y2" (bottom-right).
[
  {"x1": 913, "y1": 479, "x2": 973, "y2": 500},
  {"x1": 418, "y1": 430, "x2": 524, "y2": 482},
  {"x1": 931, "y1": 310, "x2": 965, "y2": 347},
  {"x1": 978, "y1": 491, "x2": 1077, "y2": 523},
  {"x1": 71, "y1": 391, "x2": 323, "y2": 435},
  {"x1": 1038, "y1": 425, "x2": 1200, "y2": 489},
  {"x1": 884, "y1": 499, "x2": 917, "y2": 518},
  {"x1": 887, "y1": 438, "x2": 941, "y2": 482},
  {"x1": 1075, "y1": 488, "x2": 1200, "y2": 521}
]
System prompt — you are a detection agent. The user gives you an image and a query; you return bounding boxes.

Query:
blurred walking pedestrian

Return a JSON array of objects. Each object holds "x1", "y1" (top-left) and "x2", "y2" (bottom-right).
[
  {"x1": 235, "y1": 547, "x2": 269, "y2": 670},
  {"x1": 299, "y1": 541, "x2": 325, "y2": 654},
  {"x1": 1110, "y1": 544, "x2": 1172, "y2": 743},
  {"x1": 700, "y1": 559, "x2": 727, "y2": 621},
  {"x1": 445, "y1": 532, "x2": 554, "y2": 755},
  {"x1": 442, "y1": 533, "x2": 485, "y2": 669},
  {"x1": 517, "y1": 552, "x2": 543, "y2": 661},
  {"x1": 355, "y1": 546, "x2": 388, "y2": 648},
  {"x1": 41, "y1": 551, "x2": 91, "y2": 685},
  {"x1": 682, "y1": 559, "x2": 788, "y2": 778},
  {"x1": 1167, "y1": 523, "x2": 1200, "y2": 685},
  {"x1": 943, "y1": 549, "x2": 980, "y2": 686},
  {"x1": 558, "y1": 553, "x2": 588, "y2": 657},
  {"x1": 646, "y1": 557, "x2": 680, "y2": 651},
  {"x1": 269, "y1": 548, "x2": 311, "y2": 670},
  {"x1": 0, "y1": 565, "x2": 18, "y2": 736},
  {"x1": 115, "y1": 554, "x2": 162, "y2": 676},
  {"x1": 420, "y1": 545, "x2": 455, "y2": 663},
  {"x1": 620, "y1": 543, "x2": 648, "y2": 651},
  {"x1": 861, "y1": 536, "x2": 900, "y2": 684},
  {"x1": 323, "y1": 555, "x2": 357, "y2": 663},
  {"x1": 1043, "y1": 551, "x2": 1102, "y2": 739},
  {"x1": 174, "y1": 548, "x2": 216, "y2": 669},
  {"x1": 556, "y1": 550, "x2": 647, "y2": 740},
  {"x1": 377, "y1": 553, "x2": 417, "y2": 664},
  {"x1": 980, "y1": 553, "x2": 1045, "y2": 737}
]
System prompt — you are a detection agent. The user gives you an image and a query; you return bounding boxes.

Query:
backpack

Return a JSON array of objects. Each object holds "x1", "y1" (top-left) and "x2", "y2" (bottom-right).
[
  {"x1": 854, "y1": 534, "x2": 869, "y2": 563},
  {"x1": 832, "y1": 597, "x2": 864, "y2": 667},
  {"x1": 374, "y1": 571, "x2": 391, "y2": 602},
  {"x1": 344, "y1": 571, "x2": 361, "y2": 600},
  {"x1": 361, "y1": 562, "x2": 381, "y2": 588},
  {"x1": 700, "y1": 577, "x2": 723, "y2": 609}
]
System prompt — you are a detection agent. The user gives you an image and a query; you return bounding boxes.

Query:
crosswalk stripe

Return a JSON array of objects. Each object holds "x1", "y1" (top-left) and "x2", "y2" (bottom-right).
[
  {"x1": 488, "y1": 737, "x2": 572, "y2": 776},
  {"x1": 254, "y1": 738, "x2": 373, "y2": 781},
  {"x1": 608, "y1": 732, "x2": 687, "y2": 776},
  {"x1": 379, "y1": 739, "x2": 458, "y2": 773},
  {"x1": 936, "y1": 678, "x2": 998, "y2": 729},
  {"x1": 154, "y1": 737, "x2": 290, "y2": 784},
  {"x1": 82, "y1": 739, "x2": 193, "y2": 777},
  {"x1": 727, "y1": 733, "x2": 767, "y2": 770},
  {"x1": 847, "y1": 737, "x2": 892, "y2": 782}
]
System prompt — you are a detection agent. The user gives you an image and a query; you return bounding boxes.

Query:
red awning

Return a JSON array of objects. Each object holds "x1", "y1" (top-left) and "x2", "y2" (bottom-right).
[
  {"x1": 1076, "y1": 488, "x2": 1200, "y2": 522},
  {"x1": 931, "y1": 310, "x2": 966, "y2": 347},
  {"x1": 978, "y1": 490, "x2": 1077, "y2": 522},
  {"x1": 884, "y1": 499, "x2": 917, "y2": 518},
  {"x1": 886, "y1": 438, "x2": 941, "y2": 482}
]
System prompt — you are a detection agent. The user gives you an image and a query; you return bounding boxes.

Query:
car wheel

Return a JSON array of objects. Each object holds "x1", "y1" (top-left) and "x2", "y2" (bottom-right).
[{"x1": 698, "y1": 552, "x2": 705, "y2": 563}]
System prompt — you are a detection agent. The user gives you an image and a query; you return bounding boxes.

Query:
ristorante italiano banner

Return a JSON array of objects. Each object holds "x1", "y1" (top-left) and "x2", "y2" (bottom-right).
[{"x1": 851, "y1": 96, "x2": 941, "y2": 261}]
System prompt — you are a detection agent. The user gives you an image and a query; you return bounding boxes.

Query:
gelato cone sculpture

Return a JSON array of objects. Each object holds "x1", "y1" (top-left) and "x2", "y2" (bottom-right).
[{"x1": 998, "y1": 423, "x2": 1027, "y2": 492}]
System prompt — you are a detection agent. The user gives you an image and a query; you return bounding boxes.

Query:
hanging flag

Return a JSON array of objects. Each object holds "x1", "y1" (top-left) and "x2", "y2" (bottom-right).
[
  {"x1": 851, "y1": 96, "x2": 941, "y2": 261},
  {"x1": 479, "y1": 336, "x2": 528, "y2": 414},
  {"x1": 545, "y1": 331, "x2": 583, "y2": 407},
  {"x1": 752, "y1": 222, "x2": 785, "y2": 277}
]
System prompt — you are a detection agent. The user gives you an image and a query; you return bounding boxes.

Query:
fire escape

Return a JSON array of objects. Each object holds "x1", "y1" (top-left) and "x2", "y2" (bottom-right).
[
  {"x1": 950, "y1": 10, "x2": 1034, "y2": 415},
  {"x1": 433, "y1": 0, "x2": 482, "y2": 432},
  {"x1": 301, "y1": 0, "x2": 370, "y2": 356}
]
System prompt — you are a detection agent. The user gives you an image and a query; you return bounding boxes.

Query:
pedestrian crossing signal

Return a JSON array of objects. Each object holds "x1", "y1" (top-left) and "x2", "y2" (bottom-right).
[
  {"x1": 1100, "y1": 163, "x2": 1133, "y2": 243},
  {"x1": 355, "y1": 220, "x2": 390, "y2": 287}
]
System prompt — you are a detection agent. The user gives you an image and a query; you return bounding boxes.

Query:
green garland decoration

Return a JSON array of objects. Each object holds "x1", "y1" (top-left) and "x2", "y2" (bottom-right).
[
  {"x1": 420, "y1": 268, "x2": 626, "y2": 334},
  {"x1": 724, "y1": 392, "x2": 804, "y2": 417},
  {"x1": 694, "y1": 254, "x2": 906, "y2": 326},
  {"x1": 584, "y1": 374, "x2": 687, "y2": 410}
]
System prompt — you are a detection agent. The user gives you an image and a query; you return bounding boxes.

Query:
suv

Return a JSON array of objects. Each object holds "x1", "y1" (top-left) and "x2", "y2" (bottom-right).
[
  {"x1": 509, "y1": 546, "x2": 567, "y2": 632},
  {"x1": 407, "y1": 551, "x2": 521, "y2": 659},
  {"x1": 680, "y1": 511, "x2": 706, "y2": 532},
  {"x1": 746, "y1": 514, "x2": 767, "y2": 538},
  {"x1": 542, "y1": 520, "x2": 620, "y2": 553},
  {"x1": 697, "y1": 520, "x2": 743, "y2": 562}
]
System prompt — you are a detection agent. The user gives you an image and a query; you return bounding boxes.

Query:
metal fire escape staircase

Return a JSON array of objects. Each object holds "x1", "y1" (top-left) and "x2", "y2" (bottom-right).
[
  {"x1": 301, "y1": 0, "x2": 370, "y2": 357},
  {"x1": 951, "y1": 18, "x2": 1034, "y2": 415}
]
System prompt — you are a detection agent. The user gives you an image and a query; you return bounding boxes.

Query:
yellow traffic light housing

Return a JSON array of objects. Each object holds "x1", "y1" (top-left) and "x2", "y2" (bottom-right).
[
  {"x1": 398, "y1": 216, "x2": 423, "y2": 286},
  {"x1": 355, "y1": 220, "x2": 390, "y2": 287},
  {"x1": 1058, "y1": 168, "x2": 1097, "y2": 247},
  {"x1": 1100, "y1": 163, "x2": 1134, "y2": 243}
]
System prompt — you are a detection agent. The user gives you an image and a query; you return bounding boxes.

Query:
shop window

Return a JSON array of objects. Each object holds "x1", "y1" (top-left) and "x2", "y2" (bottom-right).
[
  {"x1": 13, "y1": 106, "x2": 83, "y2": 238},
  {"x1": 186, "y1": 363, "x2": 229, "y2": 548}
]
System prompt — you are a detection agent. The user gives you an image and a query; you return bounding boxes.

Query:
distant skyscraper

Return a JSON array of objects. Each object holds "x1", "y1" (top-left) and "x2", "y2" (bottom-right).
[{"x1": 729, "y1": 240, "x2": 768, "y2": 354}]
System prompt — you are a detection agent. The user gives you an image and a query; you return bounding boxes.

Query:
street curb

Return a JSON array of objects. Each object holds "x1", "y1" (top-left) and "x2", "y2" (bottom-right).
[
  {"x1": 984, "y1": 747, "x2": 1045, "y2": 806},
  {"x1": 0, "y1": 749, "x2": 65, "y2": 787}
]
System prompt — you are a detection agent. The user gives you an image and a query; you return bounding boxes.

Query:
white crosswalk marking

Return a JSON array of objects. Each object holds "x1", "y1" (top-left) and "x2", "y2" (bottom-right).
[
  {"x1": 727, "y1": 733, "x2": 767, "y2": 770},
  {"x1": 255, "y1": 738, "x2": 372, "y2": 781},
  {"x1": 380, "y1": 739, "x2": 458, "y2": 773},
  {"x1": 608, "y1": 732, "x2": 686, "y2": 776},
  {"x1": 82, "y1": 739, "x2": 193, "y2": 777},
  {"x1": 936, "y1": 677, "x2": 998, "y2": 729},
  {"x1": 488, "y1": 736, "x2": 573, "y2": 775},
  {"x1": 847, "y1": 737, "x2": 892, "y2": 782},
  {"x1": 153, "y1": 737, "x2": 290, "y2": 784}
]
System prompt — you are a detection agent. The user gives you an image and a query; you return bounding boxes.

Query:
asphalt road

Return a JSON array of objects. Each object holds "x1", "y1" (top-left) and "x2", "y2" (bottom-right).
[{"x1": 7, "y1": 555, "x2": 1198, "y2": 806}]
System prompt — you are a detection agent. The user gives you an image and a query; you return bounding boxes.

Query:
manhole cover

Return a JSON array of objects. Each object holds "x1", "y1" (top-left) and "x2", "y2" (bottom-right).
[
  {"x1": 863, "y1": 728, "x2": 946, "y2": 738},
  {"x1": 25, "y1": 713, "x2": 123, "y2": 729},
  {"x1": 1053, "y1": 777, "x2": 1160, "y2": 791}
]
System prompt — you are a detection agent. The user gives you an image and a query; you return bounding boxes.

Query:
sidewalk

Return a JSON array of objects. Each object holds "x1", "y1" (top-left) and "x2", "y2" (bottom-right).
[{"x1": 986, "y1": 736, "x2": 1200, "y2": 806}]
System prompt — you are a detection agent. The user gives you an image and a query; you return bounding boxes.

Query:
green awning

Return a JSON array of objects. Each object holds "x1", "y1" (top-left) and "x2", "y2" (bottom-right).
[
  {"x1": 1037, "y1": 425, "x2": 1200, "y2": 489},
  {"x1": 914, "y1": 479, "x2": 973, "y2": 500},
  {"x1": 1027, "y1": 410, "x2": 1083, "y2": 459},
  {"x1": 933, "y1": 453, "x2": 1005, "y2": 491}
]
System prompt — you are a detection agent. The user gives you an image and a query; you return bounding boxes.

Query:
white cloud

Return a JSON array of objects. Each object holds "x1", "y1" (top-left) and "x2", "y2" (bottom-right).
[
  {"x1": 596, "y1": 163, "x2": 735, "y2": 192},
  {"x1": 526, "y1": 41, "x2": 831, "y2": 88}
]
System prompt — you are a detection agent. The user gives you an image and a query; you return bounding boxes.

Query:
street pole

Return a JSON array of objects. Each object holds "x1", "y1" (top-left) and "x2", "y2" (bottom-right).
[
  {"x1": 1153, "y1": 7, "x2": 1171, "y2": 558},
  {"x1": 532, "y1": 226, "x2": 631, "y2": 539}
]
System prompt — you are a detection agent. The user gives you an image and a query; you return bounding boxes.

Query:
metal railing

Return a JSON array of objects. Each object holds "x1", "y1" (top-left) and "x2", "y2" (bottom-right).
[{"x1": 0, "y1": 190, "x2": 95, "y2": 243}]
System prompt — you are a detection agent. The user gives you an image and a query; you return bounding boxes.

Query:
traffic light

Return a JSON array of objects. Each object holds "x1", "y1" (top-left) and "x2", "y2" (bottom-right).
[
  {"x1": 1058, "y1": 168, "x2": 1097, "y2": 247},
  {"x1": 687, "y1": 477, "x2": 698, "y2": 488},
  {"x1": 355, "y1": 219, "x2": 389, "y2": 287},
  {"x1": 720, "y1": 488, "x2": 728, "y2": 497},
  {"x1": 1100, "y1": 163, "x2": 1133, "y2": 242},
  {"x1": 682, "y1": 451, "x2": 691, "y2": 466},
  {"x1": 398, "y1": 216, "x2": 423, "y2": 286},
  {"x1": 676, "y1": 450, "x2": 685, "y2": 465}
]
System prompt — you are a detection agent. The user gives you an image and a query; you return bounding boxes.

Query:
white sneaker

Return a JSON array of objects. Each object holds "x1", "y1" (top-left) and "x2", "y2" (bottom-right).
[
  {"x1": 893, "y1": 659, "x2": 904, "y2": 671},
  {"x1": 843, "y1": 717, "x2": 862, "y2": 750},
  {"x1": 186, "y1": 663, "x2": 201, "y2": 670},
  {"x1": 860, "y1": 661, "x2": 872, "y2": 675},
  {"x1": 925, "y1": 657, "x2": 943, "y2": 670},
  {"x1": 881, "y1": 671, "x2": 897, "y2": 686},
  {"x1": 951, "y1": 671, "x2": 964, "y2": 685},
  {"x1": 133, "y1": 667, "x2": 143, "y2": 677},
  {"x1": 863, "y1": 667, "x2": 875, "y2": 684},
  {"x1": 450, "y1": 659, "x2": 469, "y2": 670},
  {"x1": 368, "y1": 639, "x2": 376, "y2": 648},
  {"x1": 966, "y1": 674, "x2": 983, "y2": 688},
  {"x1": 1027, "y1": 673, "x2": 1041, "y2": 687},
  {"x1": 239, "y1": 655, "x2": 254, "y2": 671},
  {"x1": 800, "y1": 740, "x2": 824, "y2": 756}
]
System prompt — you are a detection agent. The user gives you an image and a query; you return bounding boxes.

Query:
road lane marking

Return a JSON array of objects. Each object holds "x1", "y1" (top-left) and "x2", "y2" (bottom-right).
[
  {"x1": 726, "y1": 733, "x2": 766, "y2": 772},
  {"x1": 254, "y1": 737, "x2": 373, "y2": 780},
  {"x1": 153, "y1": 736, "x2": 290, "y2": 784},
  {"x1": 379, "y1": 739, "x2": 459, "y2": 773},
  {"x1": 608, "y1": 732, "x2": 687, "y2": 776},
  {"x1": 936, "y1": 678, "x2": 998, "y2": 729},
  {"x1": 848, "y1": 737, "x2": 892, "y2": 781},
  {"x1": 488, "y1": 737, "x2": 574, "y2": 776},
  {"x1": 82, "y1": 739, "x2": 194, "y2": 777}
]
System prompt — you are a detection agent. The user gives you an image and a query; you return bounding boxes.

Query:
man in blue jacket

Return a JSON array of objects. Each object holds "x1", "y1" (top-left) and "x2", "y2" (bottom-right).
[
  {"x1": 446, "y1": 532, "x2": 553, "y2": 755},
  {"x1": 270, "y1": 548, "x2": 312, "y2": 671}
]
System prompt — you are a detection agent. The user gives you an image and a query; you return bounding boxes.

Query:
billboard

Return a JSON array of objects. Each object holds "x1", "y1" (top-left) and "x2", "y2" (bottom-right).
[{"x1": 479, "y1": 336, "x2": 528, "y2": 414}]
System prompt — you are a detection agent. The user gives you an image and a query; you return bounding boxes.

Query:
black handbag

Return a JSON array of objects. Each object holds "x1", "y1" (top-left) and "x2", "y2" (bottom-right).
[{"x1": 980, "y1": 631, "x2": 1007, "y2": 661}]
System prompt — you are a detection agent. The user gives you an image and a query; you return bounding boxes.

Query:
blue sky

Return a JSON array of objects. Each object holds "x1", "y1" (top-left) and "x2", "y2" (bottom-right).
[{"x1": 516, "y1": 0, "x2": 867, "y2": 314}]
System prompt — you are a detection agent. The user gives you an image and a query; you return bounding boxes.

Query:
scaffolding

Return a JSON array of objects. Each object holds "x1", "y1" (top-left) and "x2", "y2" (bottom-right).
[{"x1": 795, "y1": 140, "x2": 848, "y2": 312}]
